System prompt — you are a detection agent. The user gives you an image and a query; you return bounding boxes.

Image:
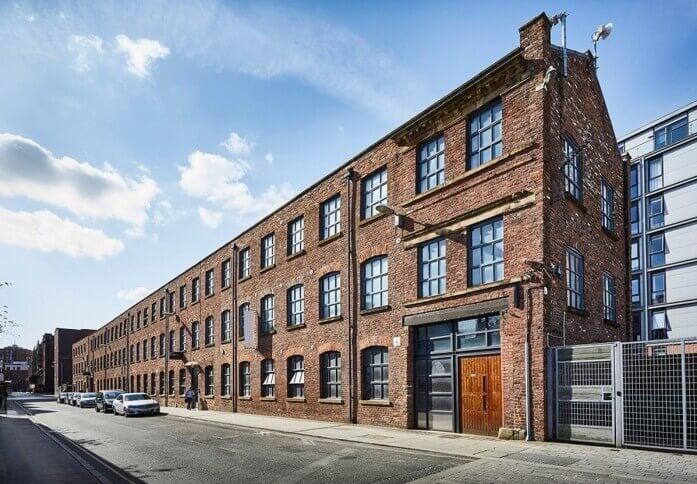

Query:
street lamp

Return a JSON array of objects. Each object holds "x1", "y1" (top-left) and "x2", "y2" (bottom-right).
[
  {"x1": 375, "y1": 204, "x2": 405, "y2": 228},
  {"x1": 591, "y1": 22, "x2": 613, "y2": 67}
]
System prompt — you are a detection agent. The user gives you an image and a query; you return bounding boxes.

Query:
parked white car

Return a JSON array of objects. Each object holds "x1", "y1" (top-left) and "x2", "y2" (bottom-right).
[{"x1": 112, "y1": 393, "x2": 160, "y2": 417}]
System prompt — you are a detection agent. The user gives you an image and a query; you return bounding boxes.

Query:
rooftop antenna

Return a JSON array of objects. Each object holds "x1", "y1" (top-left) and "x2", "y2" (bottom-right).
[
  {"x1": 592, "y1": 22, "x2": 613, "y2": 68},
  {"x1": 550, "y1": 12, "x2": 569, "y2": 78}
]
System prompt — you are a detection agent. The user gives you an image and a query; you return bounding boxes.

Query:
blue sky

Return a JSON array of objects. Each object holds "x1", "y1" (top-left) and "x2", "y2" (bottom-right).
[{"x1": 1, "y1": 0, "x2": 696, "y2": 350}]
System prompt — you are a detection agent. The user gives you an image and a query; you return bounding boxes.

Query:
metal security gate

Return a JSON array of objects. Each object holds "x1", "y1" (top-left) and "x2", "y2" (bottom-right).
[{"x1": 550, "y1": 337, "x2": 697, "y2": 452}]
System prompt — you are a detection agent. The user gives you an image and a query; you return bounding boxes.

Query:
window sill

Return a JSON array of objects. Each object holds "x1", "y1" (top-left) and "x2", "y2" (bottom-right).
[
  {"x1": 286, "y1": 397, "x2": 306, "y2": 403},
  {"x1": 564, "y1": 192, "x2": 587, "y2": 212},
  {"x1": 221, "y1": 339, "x2": 231, "y2": 344},
  {"x1": 319, "y1": 315, "x2": 343, "y2": 325},
  {"x1": 360, "y1": 305, "x2": 391, "y2": 316},
  {"x1": 221, "y1": 284, "x2": 231, "y2": 292},
  {"x1": 205, "y1": 293, "x2": 215, "y2": 299},
  {"x1": 359, "y1": 212, "x2": 387, "y2": 227},
  {"x1": 238, "y1": 396, "x2": 251, "y2": 401},
  {"x1": 191, "y1": 300, "x2": 200, "y2": 306},
  {"x1": 220, "y1": 395, "x2": 232, "y2": 400},
  {"x1": 260, "y1": 264, "x2": 276, "y2": 274},
  {"x1": 603, "y1": 318, "x2": 619, "y2": 326},
  {"x1": 318, "y1": 232, "x2": 343, "y2": 247},
  {"x1": 192, "y1": 346, "x2": 200, "y2": 351},
  {"x1": 286, "y1": 250, "x2": 307, "y2": 262},
  {"x1": 287, "y1": 323, "x2": 306, "y2": 331},
  {"x1": 159, "y1": 355, "x2": 165, "y2": 358},
  {"x1": 261, "y1": 329, "x2": 277, "y2": 335},
  {"x1": 239, "y1": 276, "x2": 252, "y2": 284},
  {"x1": 567, "y1": 307, "x2": 589, "y2": 317},
  {"x1": 204, "y1": 395, "x2": 215, "y2": 399},
  {"x1": 318, "y1": 398, "x2": 343, "y2": 404},
  {"x1": 238, "y1": 336, "x2": 245, "y2": 341},
  {"x1": 602, "y1": 226, "x2": 618, "y2": 240},
  {"x1": 260, "y1": 397, "x2": 276, "y2": 402},
  {"x1": 359, "y1": 399, "x2": 391, "y2": 407},
  {"x1": 403, "y1": 277, "x2": 522, "y2": 307},
  {"x1": 205, "y1": 343, "x2": 215, "y2": 348}
]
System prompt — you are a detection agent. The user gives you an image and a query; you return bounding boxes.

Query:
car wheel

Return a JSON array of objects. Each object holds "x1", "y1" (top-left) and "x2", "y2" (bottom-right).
[{"x1": 95, "y1": 407, "x2": 99, "y2": 413}]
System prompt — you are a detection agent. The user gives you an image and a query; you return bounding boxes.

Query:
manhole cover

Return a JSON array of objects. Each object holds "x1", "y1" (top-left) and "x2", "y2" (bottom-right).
[{"x1": 503, "y1": 452, "x2": 579, "y2": 467}]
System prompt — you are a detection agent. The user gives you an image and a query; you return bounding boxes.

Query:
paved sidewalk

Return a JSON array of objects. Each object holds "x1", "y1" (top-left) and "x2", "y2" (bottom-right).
[{"x1": 162, "y1": 406, "x2": 697, "y2": 483}]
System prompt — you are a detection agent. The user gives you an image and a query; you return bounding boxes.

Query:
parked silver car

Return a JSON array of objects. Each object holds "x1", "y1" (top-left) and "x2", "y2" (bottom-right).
[
  {"x1": 112, "y1": 393, "x2": 160, "y2": 417},
  {"x1": 78, "y1": 392, "x2": 97, "y2": 408},
  {"x1": 57, "y1": 392, "x2": 68, "y2": 404}
]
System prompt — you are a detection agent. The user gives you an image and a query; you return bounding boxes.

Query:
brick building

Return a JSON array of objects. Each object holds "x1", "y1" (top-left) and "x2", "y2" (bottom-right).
[
  {"x1": 54, "y1": 328, "x2": 95, "y2": 392},
  {"x1": 30, "y1": 333, "x2": 54, "y2": 393},
  {"x1": 73, "y1": 13, "x2": 628, "y2": 439}
]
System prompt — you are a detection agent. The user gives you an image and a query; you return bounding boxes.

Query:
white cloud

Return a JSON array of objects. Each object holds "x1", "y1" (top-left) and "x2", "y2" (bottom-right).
[
  {"x1": 152, "y1": 200, "x2": 184, "y2": 226},
  {"x1": 114, "y1": 34, "x2": 170, "y2": 78},
  {"x1": 0, "y1": 205, "x2": 123, "y2": 259},
  {"x1": 67, "y1": 34, "x2": 103, "y2": 72},
  {"x1": 0, "y1": 133, "x2": 159, "y2": 229},
  {"x1": 124, "y1": 225, "x2": 145, "y2": 238},
  {"x1": 116, "y1": 286, "x2": 151, "y2": 301},
  {"x1": 198, "y1": 206, "x2": 223, "y2": 228},
  {"x1": 264, "y1": 152, "x2": 274, "y2": 164},
  {"x1": 222, "y1": 132, "x2": 254, "y2": 156},
  {"x1": 179, "y1": 150, "x2": 295, "y2": 215}
]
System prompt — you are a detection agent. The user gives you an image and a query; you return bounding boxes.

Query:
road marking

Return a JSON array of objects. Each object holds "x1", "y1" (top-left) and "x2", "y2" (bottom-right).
[{"x1": 285, "y1": 448, "x2": 355, "y2": 483}]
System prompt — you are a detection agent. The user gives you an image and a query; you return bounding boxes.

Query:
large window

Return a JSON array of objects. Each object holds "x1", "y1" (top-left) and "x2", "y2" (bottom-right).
[
  {"x1": 563, "y1": 135, "x2": 582, "y2": 201},
  {"x1": 650, "y1": 271, "x2": 666, "y2": 305},
  {"x1": 601, "y1": 180, "x2": 615, "y2": 233},
  {"x1": 168, "y1": 330, "x2": 175, "y2": 353},
  {"x1": 192, "y1": 321, "x2": 200, "y2": 348},
  {"x1": 221, "y1": 364, "x2": 231, "y2": 397},
  {"x1": 287, "y1": 285, "x2": 304, "y2": 326},
  {"x1": 362, "y1": 167, "x2": 387, "y2": 219},
  {"x1": 654, "y1": 115, "x2": 688, "y2": 150},
  {"x1": 239, "y1": 362, "x2": 251, "y2": 397},
  {"x1": 205, "y1": 316, "x2": 214, "y2": 345},
  {"x1": 159, "y1": 333, "x2": 165, "y2": 356},
  {"x1": 239, "y1": 247, "x2": 251, "y2": 279},
  {"x1": 205, "y1": 269, "x2": 214, "y2": 296},
  {"x1": 221, "y1": 310, "x2": 231, "y2": 342},
  {"x1": 566, "y1": 248, "x2": 584, "y2": 310},
  {"x1": 650, "y1": 310, "x2": 668, "y2": 340},
  {"x1": 647, "y1": 157, "x2": 663, "y2": 192},
  {"x1": 647, "y1": 195, "x2": 664, "y2": 229},
  {"x1": 159, "y1": 371, "x2": 165, "y2": 395},
  {"x1": 150, "y1": 336, "x2": 156, "y2": 358},
  {"x1": 648, "y1": 233, "x2": 665, "y2": 267},
  {"x1": 261, "y1": 233, "x2": 275, "y2": 269},
  {"x1": 362, "y1": 256, "x2": 388, "y2": 310},
  {"x1": 168, "y1": 370, "x2": 175, "y2": 395},
  {"x1": 469, "y1": 218, "x2": 504, "y2": 286},
  {"x1": 261, "y1": 359, "x2": 275, "y2": 398},
  {"x1": 261, "y1": 295, "x2": 275, "y2": 333},
  {"x1": 167, "y1": 291, "x2": 175, "y2": 314},
  {"x1": 630, "y1": 202, "x2": 640, "y2": 235},
  {"x1": 287, "y1": 356, "x2": 304, "y2": 398},
  {"x1": 603, "y1": 272, "x2": 617, "y2": 322},
  {"x1": 287, "y1": 217, "x2": 304, "y2": 255},
  {"x1": 321, "y1": 195, "x2": 341, "y2": 240},
  {"x1": 418, "y1": 135, "x2": 445, "y2": 192},
  {"x1": 205, "y1": 366, "x2": 214, "y2": 396},
  {"x1": 179, "y1": 285, "x2": 187, "y2": 309},
  {"x1": 238, "y1": 303, "x2": 250, "y2": 340},
  {"x1": 629, "y1": 164, "x2": 640, "y2": 199},
  {"x1": 320, "y1": 351, "x2": 341, "y2": 400},
  {"x1": 179, "y1": 369, "x2": 186, "y2": 395},
  {"x1": 320, "y1": 272, "x2": 341, "y2": 319},
  {"x1": 179, "y1": 326, "x2": 187, "y2": 351},
  {"x1": 631, "y1": 239, "x2": 641, "y2": 271},
  {"x1": 468, "y1": 100, "x2": 502, "y2": 169},
  {"x1": 631, "y1": 275, "x2": 642, "y2": 309},
  {"x1": 192, "y1": 277, "x2": 200, "y2": 303},
  {"x1": 362, "y1": 347, "x2": 388, "y2": 400},
  {"x1": 222, "y1": 258, "x2": 231, "y2": 288},
  {"x1": 420, "y1": 238, "x2": 446, "y2": 297}
]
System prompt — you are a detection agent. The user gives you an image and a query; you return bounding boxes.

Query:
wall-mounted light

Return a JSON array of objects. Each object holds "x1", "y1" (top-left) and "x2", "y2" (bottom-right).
[{"x1": 376, "y1": 204, "x2": 404, "y2": 228}]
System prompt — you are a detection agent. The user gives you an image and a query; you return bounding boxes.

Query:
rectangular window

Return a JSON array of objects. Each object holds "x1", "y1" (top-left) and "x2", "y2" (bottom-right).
[
  {"x1": 287, "y1": 217, "x2": 304, "y2": 255},
  {"x1": 650, "y1": 271, "x2": 666, "y2": 305},
  {"x1": 420, "y1": 237, "x2": 446, "y2": 297},
  {"x1": 603, "y1": 272, "x2": 616, "y2": 322},
  {"x1": 566, "y1": 248, "x2": 584, "y2": 310},
  {"x1": 142, "y1": 339, "x2": 148, "y2": 360},
  {"x1": 262, "y1": 359, "x2": 275, "y2": 398},
  {"x1": 601, "y1": 180, "x2": 615, "y2": 233},
  {"x1": 631, "y1": 275, "x2": 642, "y2": 308},
  {"x1": 179, "y1": 326, "x2": 186, "y2": 351},
  {"x1": 320, "y1": 273, "x2": 341, "y2": 319},
  {"x1": 261, "y1": 295, "x2": 275, "y2": 333},
  {"x1": 179, "y1": 285, "x2": 187, "y2": 309},
  {"x1": 150, "y1": 337, "x2": 156, "y2": 358},
  {"x1": 169, "y1": 330, "x2": 175, "y2": 353},
  {"x1": 362, "y1": 167, "x2": 387, "y2": 220},
  {"x1": 205, "y1": 269, "x2": 214, "y2": 296},
  {"x1": 363, "y1": 347, "x2": 388, "y2": 400},
  {"x1": 647, "y1": 195, "x2": 664, "y2": 230},
  {"x1": 143, "y1": 307, "x2": 149, "y2": 325},
  {"x1": 630, "y1": 202, "x2": 640, "y2": 236},
  {"x1": 205, "y1": 316, "x2": 214, "y2": 346},
  {"x1": 261, "y1": 233, "x2": 275, "y2": 269},
  {"x1": 320, "y1": 351, "x2": 341, "y2": 400},
  {"x1": 205, "y1": 367, "x2": 214, "y2": 396},
  {"x1": 159, "y1": 334, "x2": 165, "y2": 356},
  {"x1": 469, "y1": 218, "x2": 504, "y2": 286},
  {"x1": 654, "y1": 115, "x2": 688, "y2": 150},
  {"x1": 362, "y1": 256, "x2": 388, "y2": 309},
  {"x1": 136, "y1": 311, "x2": 141, "y2": 329},
  {"x1": 648, "y1": 233, "x2": 665, "y2": 267},
  {"x1": 647, "y1": 157, "x2": 663, "y2": 192},
  {"x1": 239, "y1": 248, "x2": 251, "y2": 279},
  {"x1": 629, "y1": 164, "x2": 640, "y2": 199},
  {"x1": 167, "y1": 291, "x2": 175, "y2": 314},
  {"x1": 468, "y1": 100, "x2": 502, "y2": 169},
  {"x1": 221, "y1": 310, "x2": 231, "y2": 342},
  {"x1": 192, "y1": 322, "x2": 200, "y2": 348},
  {"x1": 287, "y1": 285, "x2": 304, "y2": 326},
  {"x1": 221, "y1": 364, "x2": 231, "y2": 397},
  {"x1": 192, "y1": 277, "x2": 200, "y2": 303},
  {"x1": 287, "y1": 356, "x2": 304, "y2": 398},
  {"x1": 320, "y1": 195, "x2": 341, "y2": 239},
  {"x1": 631, "y1": 238, "x2": 641, "y2": 271},
  {"x1": 455, "y1": 314, "x2": 501, "y2": 349},
  {"x1": 159, "y1": 297, "x2": 165, "y2": 318},
  {"x1": 650, "y1": 310, "x2": 668, "y2": 340},
  {"x1": 238, "y1": 303, "x2": 250, "y2": 340},
  {"x1": 151, "y1": 303, "x2": 157, "y2": 321},
  {"x1": 179, "y1": 369, "x2": 187, "y2": 396},
  {"x1": 563, "y1": 135, "x2": 582, "y2": 201},
  {"x1": 239, "y1": 362, "x2": 251, "y2": 397},
  {"x1": 418, "y1": 135, "x2": 445, "y2": 192},
  {"x1": 222, "y1": 259, "x2": 231, "y2": 288}
]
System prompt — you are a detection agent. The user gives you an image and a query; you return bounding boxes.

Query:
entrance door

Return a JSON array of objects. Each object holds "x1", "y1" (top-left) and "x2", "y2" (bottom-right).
[{"x1": 459, "y1": 355, "x2": 501, "y2": 436}]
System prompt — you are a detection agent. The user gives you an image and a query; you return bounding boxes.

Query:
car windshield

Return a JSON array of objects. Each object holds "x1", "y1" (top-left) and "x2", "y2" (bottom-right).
[
  {"x1": 125, "y1": 394, "x2": 149, "y2": 401},
  {"x1": 83, "y1": 393, "x2": 96, "y2": 397},
  {"x1": 104, "y1": 392, "x2": 120, "y2": 399}
]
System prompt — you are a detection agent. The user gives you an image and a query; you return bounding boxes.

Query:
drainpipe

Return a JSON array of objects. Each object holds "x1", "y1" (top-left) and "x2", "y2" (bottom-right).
[
  {"x1": 231, "y1": 243, "x2": 239, "y2": 413},
  {"x1": 165, "y1": 290, "x2": 170, "y2": 408},
  {"x1": 344, "y1": 168, "x2": 357, "y2": 424}
]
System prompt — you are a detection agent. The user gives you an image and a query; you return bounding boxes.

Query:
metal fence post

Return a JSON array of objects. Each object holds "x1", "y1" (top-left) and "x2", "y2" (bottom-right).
[
  {"x1": 681, "y1": 339, "x2": 688, "y2": 451},
  {"x1": 614, "y1": 342, "x2": 624, "y2": 448}
]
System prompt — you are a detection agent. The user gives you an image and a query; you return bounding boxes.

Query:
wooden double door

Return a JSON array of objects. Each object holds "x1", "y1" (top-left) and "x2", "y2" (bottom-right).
[{"x1": 459, "y1": 354, "x2": 502, "y2": 436}]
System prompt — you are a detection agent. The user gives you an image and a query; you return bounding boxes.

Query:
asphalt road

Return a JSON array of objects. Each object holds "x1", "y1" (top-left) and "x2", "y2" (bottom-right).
[{"x1": 10, "y1": 397, "x2": 469, "y2": 483}]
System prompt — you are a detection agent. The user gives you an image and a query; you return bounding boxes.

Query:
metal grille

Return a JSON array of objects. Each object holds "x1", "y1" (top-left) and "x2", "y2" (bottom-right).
[
  {"x1": 559, "y1": 401, "x2": 612, "y2": 427},
  {"x1": 559, "y1": 361, "x2": 611, "y2": 387}
]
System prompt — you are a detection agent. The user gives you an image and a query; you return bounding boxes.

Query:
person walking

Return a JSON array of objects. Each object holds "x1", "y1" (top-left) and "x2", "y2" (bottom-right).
[
  {"x1": 184, "y1": 386, "x2": 195, "y2": 410},
  {"x1": 0, "y1": 384, "x2": 8, "y2": 412}
]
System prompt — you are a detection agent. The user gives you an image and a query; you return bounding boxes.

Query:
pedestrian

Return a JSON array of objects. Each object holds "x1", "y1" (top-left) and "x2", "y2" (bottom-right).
[
  {"x1": 184, "y1": 386, "x2": 195, "y2": 410},
  {"x1": 0, "y1": 384, "x2": 7, "y2": 412}
]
